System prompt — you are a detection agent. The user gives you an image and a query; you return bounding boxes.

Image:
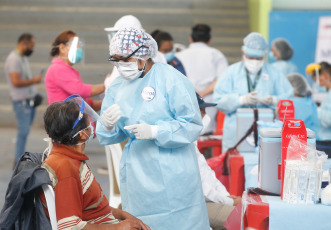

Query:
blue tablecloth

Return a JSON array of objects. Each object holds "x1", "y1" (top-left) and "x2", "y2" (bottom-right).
[
  {"x1": 268, "y1": 195, "x2": 331, "y2": 230},
  {"x1": 242, "y1": 152, "x2": 259, "y2": 189}
]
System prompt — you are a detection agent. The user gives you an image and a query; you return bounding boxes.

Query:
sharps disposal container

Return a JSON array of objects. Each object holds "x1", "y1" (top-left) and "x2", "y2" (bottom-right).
[
  {"x1": 258, "y1": 128, "x2": 316, "y2": 194},
  {"x1": 236, "y1": 108, "x2": 274, "y2": 152}
]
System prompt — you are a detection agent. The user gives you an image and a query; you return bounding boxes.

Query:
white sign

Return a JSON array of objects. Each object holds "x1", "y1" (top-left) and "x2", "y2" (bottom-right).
[
  {"x1": 315, "y1": 16, "x2": 331, "y2": 63},
  {"x1": 141, "y1": 86, "x2": 155, "y2": 101}
]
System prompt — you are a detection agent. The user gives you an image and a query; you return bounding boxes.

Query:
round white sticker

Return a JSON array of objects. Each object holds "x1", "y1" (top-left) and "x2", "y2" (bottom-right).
[{"x1": 141, "y1": 86, "x2": 156, "y2": 101}]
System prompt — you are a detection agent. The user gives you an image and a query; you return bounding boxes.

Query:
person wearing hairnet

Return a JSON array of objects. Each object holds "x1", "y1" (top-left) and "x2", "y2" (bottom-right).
[
  {"x1": 269, "y1": 38, "x2": 298, "y2": 76},
  {"x1": 213, "y1": 32, "x2": 293, "y2": 152},
  {"x1": 316, "y1": 64, "x2": 331, "y2": 156},
  {"x1": 96, "y1": 28, "x2": 210, "y2": 230},
  {"x1": 103, "y1": 15, "x2": 166, "y2": 90},
  {"x1": 101, "y1": 16, "x2": 168, "y2": 176},
  {"x1": 287, "y1": 73, "x2": 319, "y2": 135}
]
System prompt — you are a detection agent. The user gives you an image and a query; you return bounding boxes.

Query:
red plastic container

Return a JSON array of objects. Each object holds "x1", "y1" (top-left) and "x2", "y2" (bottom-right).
[{"x1": 281, "y1": 119, "x2": 307, "y2": 199}]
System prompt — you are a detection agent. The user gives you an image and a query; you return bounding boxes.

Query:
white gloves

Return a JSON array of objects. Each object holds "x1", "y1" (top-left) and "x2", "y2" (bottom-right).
[
  {"x1": 239, "y1": 91, "x2": 258, "y2": 105},
  {"x1": 101, "y1": 104, "x2": 121, "y2": 131},
  {"x1": 259, "y1": 95, "x2": 277, "y2": 105},
  {"x1": 240, "y1": 92, "x2": 277, "y2": 106},
  {"x1": 124, "y1": 124, "x2": 158, "y2": 140}
]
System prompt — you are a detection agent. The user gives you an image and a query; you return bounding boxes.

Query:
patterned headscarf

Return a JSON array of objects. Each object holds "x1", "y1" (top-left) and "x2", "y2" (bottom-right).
[{"x1": 109, "y1": 27, "x2": 157, "y2": 59}]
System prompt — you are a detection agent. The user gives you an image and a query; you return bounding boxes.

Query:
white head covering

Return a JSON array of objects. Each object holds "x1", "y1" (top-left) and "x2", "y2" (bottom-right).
[
  {"x1": 109, "y1": 27, "x2": 158, "y2": 59},
  {"x1": 104, "y1": 15, "x2": 143, "y2": 32},
  {"x1": 242, "y1": 32, "x2": 268, "y2": 58}
]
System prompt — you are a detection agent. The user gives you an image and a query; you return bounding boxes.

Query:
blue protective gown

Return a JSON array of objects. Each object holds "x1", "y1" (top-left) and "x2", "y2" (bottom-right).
[
  {"x1": 213, "y1": 61, "x2": 293, "y2": 152},
  {"x1": 292, "y1": 97, "x2": 319, "y2": 136},
  {"x1": 318, "y1": 89, "x2": 331, "y2": 141},
  {"x1": 271, "y1": 60, "x2": 298, "y2": 77},
  {"x1": 96, "y1": 63, "x2": 209, "y2": 230}
]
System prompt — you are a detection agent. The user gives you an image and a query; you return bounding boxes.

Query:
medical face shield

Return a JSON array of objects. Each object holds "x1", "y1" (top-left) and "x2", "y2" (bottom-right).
[
  {"x1": 105, "y1": 30, "x2": 118, "y2": 46},
  {"x1": 64, "y1": 94, "x2": 103, "y2": 129},
  {"x1": 104, "y1": 15, "x2": 144, "y2": 45},
  {"x1": 67, "y1": 36, "x2": 84, "y2": 65},
  {"x1": 306, "y1": 63, "x2": 321, "y2": 85}
]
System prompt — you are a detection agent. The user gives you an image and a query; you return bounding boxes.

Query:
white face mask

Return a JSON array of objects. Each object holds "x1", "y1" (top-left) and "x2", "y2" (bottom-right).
[
  {"x1": 116, "y1": 58, "x2": 146, "y2": 81},
  {"x1": 243, "y1": 55, "x2": 264, "y2": 74}
]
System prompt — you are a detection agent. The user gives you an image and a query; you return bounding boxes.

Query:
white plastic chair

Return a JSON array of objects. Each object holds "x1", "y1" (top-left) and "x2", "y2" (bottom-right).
[
  {"x1": 105, "y1": 144, "x2": 122, "y2": 208},
  {"x1": 42, "y1": 184, "x2": 58, "y2": 230}
]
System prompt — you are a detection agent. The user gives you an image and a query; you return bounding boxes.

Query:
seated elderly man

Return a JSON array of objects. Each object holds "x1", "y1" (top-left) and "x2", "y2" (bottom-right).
[
  {"x1": 195, "y1": 94, "x2": 241, "y2": 230},
  {"x1": 40, "y1": 95, "x2": 150, "y2": 230}
]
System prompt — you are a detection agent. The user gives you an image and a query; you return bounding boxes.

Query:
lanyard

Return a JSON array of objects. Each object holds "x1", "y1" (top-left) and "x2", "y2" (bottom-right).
[{"x1": 245, "y1": 68, "x2": 261, "y2": 93}]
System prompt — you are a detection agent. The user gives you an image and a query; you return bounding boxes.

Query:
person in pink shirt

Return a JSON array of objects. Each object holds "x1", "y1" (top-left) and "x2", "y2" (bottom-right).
[{"x1": 45, "y1": 30, "x2": 105, "y2": 110}]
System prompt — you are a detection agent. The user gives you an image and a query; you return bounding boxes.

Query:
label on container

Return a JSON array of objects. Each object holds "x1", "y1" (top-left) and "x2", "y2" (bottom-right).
[{"x1": 281, "y1": 119, "x2": 307, "y2": 199}]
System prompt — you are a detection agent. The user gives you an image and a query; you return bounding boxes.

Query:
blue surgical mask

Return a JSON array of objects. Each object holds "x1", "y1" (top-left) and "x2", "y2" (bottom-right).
[
  {"x1": 314, "y1": 83, "x2": 327, "y2": 93},
  {"x1": 164, "y1": 51, "x2": 175, "y2": 63},
  {"x1": 269, "y1": 51, "x2": 276, "y2": 63},
  {"x1": 73, "y1": 48, "x2": 83, "y2": 64}
]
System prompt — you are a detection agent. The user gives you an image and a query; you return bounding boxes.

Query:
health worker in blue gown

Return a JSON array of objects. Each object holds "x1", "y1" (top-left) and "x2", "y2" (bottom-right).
[
  {"x1": 269, "y1": 38, "x2": 298, "y2": 76},
  {"x1": 316, "y1": 64, "x2": 331, "y2": 156},
  {"x1": 286, "y1": 73, "x2": 319, "y2": 135},
  {"x1": 213, "y1": 32, "x2": 293, "y2": 152},
  {"x1": 96, "y1": 27, "x2": 210, "y2": 230}
]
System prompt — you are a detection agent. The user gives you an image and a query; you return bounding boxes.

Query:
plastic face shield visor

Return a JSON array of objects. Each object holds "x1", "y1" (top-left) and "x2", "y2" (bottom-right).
[
  {"x1": 64, "y1": 94, "x2": 103, "y2": 129},
  {"x1": 105, "y1": 30, "x2": 118, "y2": 45},
  {"x1": 67, "y1": 36, "x2": 84, "y2": 64}
]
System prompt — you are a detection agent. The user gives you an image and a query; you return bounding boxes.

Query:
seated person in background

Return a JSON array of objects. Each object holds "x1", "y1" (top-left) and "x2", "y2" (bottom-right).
[
  {"x1": 287, "y1": 73, "x2": 319, "y2": 135},
  {"x1": 307, "y1": 62, "x2": 330, "y2": 105},
  {"x1": 269, "y1": 38, "x2": 298, "y2": 76},
  {"x1": 40, "y1": 98, "x2": 150, "y2": 230},
  {"x1": 151, "y1": 29, "x2": 186, "y2": 75},
  {"x1": 316, "y1": 64, "x2": 331, "y2": 157},
  {"x1": 196, "y1": 94, "x2": 241, "y2": 230}
]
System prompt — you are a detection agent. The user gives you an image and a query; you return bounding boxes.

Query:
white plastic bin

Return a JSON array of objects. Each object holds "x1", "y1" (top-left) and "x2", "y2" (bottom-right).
[{"x1": 236, "y1": 108, "x2": 274, "y2": 152}]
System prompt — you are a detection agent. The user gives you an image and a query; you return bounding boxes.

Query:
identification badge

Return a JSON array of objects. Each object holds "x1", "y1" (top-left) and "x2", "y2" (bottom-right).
[
  {"x1": 262, "y1": 73, "x2": 269, "y2": 81},
  {"x1": 141, "y1": 86, "x2": 155, "y2": 101}
]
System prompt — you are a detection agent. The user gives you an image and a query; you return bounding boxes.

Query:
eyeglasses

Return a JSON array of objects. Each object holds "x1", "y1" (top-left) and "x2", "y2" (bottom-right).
[{"x1": 108, "y1": 45, "x2": 147, "y2": 63}]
